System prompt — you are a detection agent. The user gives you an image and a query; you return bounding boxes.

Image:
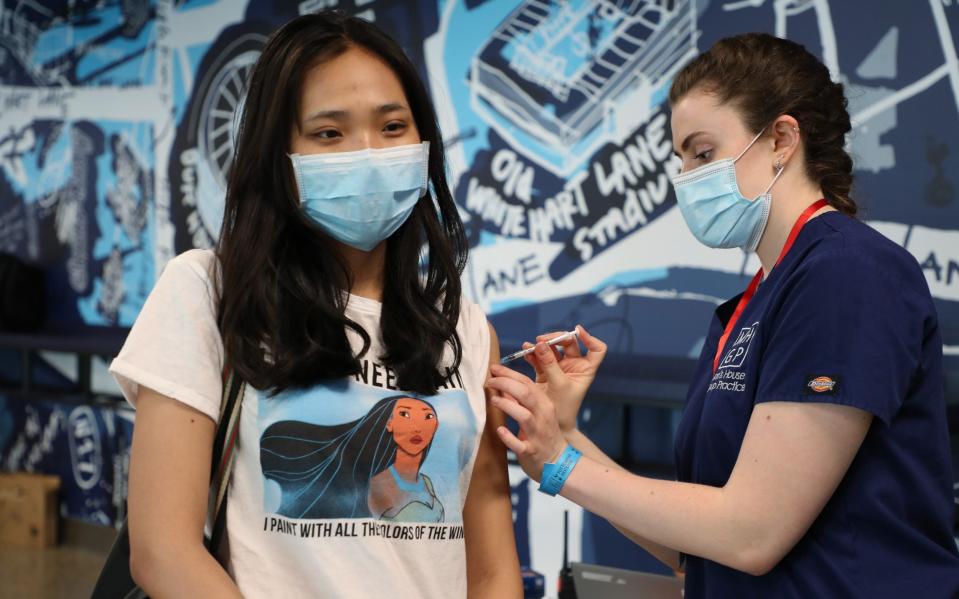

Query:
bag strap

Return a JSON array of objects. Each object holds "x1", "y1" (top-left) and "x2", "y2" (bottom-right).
[{"x1": 206, "y1": 367, "x2": 244, "y2": 553}]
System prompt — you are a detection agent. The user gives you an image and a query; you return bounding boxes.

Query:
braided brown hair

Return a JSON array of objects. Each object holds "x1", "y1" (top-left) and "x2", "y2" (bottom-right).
[{"x1": 669, "y1": 33, "x2": 857, "y2": 216}]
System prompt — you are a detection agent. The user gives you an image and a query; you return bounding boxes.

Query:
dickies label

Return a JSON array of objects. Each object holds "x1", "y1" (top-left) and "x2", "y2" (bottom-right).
[{"x1": 805, "y1": 375, "x2": 840, "y2": 395}]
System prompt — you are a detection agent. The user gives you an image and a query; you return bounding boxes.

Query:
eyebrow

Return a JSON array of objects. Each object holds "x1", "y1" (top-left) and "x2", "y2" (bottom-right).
[
  {"x1": 673, "y1": 130, "x2": 709, "y2": 156},
  {"x1": 396, "y1": 403, "x2": 434, "y2": 413},
  {"x1": 303, "y1": 102, "x2": 409, "y2": 123}
]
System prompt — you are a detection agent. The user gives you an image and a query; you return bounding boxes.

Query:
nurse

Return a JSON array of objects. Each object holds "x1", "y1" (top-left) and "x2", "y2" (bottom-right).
[{"x1": 487, "y1": 33, "x2": 959, "y2": 597}]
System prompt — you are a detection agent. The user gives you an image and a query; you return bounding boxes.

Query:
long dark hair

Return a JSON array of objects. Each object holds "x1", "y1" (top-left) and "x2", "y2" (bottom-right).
[
  {"x1": 669, "y1": 33, "x2": 856, "y2": 216},
  {"x1": 260, "y1": 395, "x2": 436, "y2": 519},
  {"x1": 215, "y1": 12, "x2": 468, "y2": 395}
]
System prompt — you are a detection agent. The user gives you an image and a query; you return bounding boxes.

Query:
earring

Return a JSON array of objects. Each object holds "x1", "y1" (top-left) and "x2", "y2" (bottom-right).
[
  {"x1": 774, "y1": 156, "x2": 784, "y2": 171},
  {"x1": 793, "y1": 126, "x2": 799, "y2": 132}
]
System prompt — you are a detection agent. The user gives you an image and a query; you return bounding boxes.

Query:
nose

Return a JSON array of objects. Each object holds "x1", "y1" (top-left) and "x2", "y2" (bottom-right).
[
  {"x1": 355, "y1": 128, "x2": 403, "y2": 151},
  {"x1": 341, "y1": 132, "x2": 375, "y2": 153}
]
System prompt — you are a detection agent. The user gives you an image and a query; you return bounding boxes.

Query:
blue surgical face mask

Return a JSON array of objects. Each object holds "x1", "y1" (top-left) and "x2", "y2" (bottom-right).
[
  {"x1": 671, "y1": 129, "x2": 784, "y2": 252},
  {"x1": 289, "y1": 141, "x2": 429, "y2": 251}
]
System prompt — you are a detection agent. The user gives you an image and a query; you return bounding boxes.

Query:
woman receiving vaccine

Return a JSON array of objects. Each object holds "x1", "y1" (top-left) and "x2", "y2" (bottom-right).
[
  {"x1": 111, "y1": 11, "x2": 521, "y2": 598},
  {"x1": 489, "y1": 33, "x2": 959, "y2": 598}
]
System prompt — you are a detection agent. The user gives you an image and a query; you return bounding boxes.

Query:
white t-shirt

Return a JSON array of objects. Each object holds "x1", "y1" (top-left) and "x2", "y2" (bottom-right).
[{"x1": 110, "y1": 249, "x2": 492, "y2": 598}]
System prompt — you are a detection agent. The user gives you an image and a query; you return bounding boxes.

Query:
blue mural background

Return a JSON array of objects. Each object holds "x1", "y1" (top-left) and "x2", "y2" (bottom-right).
[
  {"x1": 2, "y1": 0, "x2": 958, "y2": 591},
  {"x1": 2, "y1": 0, "x2": 955, "y2": 357},
  {"x1": 0, "y1": 393, "x2": 134, "y2": 527}
]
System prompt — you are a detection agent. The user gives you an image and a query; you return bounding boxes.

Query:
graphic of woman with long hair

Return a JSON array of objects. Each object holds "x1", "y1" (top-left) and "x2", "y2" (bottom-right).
[
  {"x1": 368, "y1": 397, "x2": 444, "y2": 522},
  {"x1": 260, "y1": 395, "x2": 444, "y2": 522}
]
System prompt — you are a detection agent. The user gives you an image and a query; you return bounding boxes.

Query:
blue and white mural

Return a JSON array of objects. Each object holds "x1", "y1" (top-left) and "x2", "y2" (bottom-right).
[
  {"x1": 2, "y1": 0, "x2": 956, "y2": 355},
  {"x1": 2, "y1": 0, "x2": 958, "y2": 589},
  {"x1": 437, "y1": 0, "x2": 959, "y2": 370},
  {"x1": 0, "y1": 393, "x2": 134, "y2": 527}
]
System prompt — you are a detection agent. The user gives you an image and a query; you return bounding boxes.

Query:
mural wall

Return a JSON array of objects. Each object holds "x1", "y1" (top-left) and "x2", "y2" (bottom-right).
[
  {"x1": 2, "y1": 0, "x2": 959, "y2": 590},
  {"x1": 2, "y1": 0, "x2": 957, "y2": 356}
]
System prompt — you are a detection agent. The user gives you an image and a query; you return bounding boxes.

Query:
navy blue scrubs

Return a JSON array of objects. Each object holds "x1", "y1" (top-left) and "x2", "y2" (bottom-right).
[{"x1": 675, "y1": 212, "x2": 959, "y2": 597}]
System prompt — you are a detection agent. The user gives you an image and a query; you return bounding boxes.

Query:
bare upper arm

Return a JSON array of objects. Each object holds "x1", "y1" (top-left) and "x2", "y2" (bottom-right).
[
  {"x1": 465, "y1": 321, "x2": 508, "y2": 510},
  {"x1": 724, "y1": 400, "x2": 872, "y2": 571},
  {"x1": 128, "y1": 386, "x2": 216, "y2": 561},
  {"x1": 483, "y1": 322, "x2": 505, "y2": 427},
  {"x1": 463, "y1": 322, "x2": 522, "y2": 595}
]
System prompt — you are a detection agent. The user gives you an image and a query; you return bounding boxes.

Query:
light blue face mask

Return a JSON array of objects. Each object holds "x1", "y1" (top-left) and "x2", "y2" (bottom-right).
[
  {"x1": 671, "y1": 129, "x2": 784, "y2": 252},
  {"x1": 289, "y1": 141, "x2": 430, "y2": 251}
]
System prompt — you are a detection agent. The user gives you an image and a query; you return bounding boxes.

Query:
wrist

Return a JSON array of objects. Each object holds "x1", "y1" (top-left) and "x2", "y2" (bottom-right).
[
  {"x1": 557, "y1": 394, "x2": 587, "y2": 433},
  {"x1": 538, "y1": 444, "x2": 582, "y2": 496},
  {"x1": 563, "y1": 428, "x2": 585, "y2": 445},
  {"x1": 546, "y1": 441, "x2": 566, "y2": 464}
]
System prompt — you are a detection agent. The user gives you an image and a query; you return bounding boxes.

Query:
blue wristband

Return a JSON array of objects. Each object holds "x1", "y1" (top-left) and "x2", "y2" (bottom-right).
[{"x1": 538, "y1": 445, "x2": 582, "y2": 496}]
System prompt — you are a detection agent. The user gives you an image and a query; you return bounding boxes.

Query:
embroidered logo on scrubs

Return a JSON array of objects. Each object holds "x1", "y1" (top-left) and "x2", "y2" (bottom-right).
[
  {"x1": 717, "y1": 321, "x2": 759, "y2": 371},
  {"x1": 805, "y1": 375, "x2": 839, "y2": 395},
  {"x1": 708, "y1": 321, "x2": 758, "y2": 394}
]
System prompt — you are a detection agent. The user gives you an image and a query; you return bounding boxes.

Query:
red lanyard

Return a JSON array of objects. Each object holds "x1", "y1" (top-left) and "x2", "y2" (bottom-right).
[{"x1": 712, "y1": 199, "x2": 829, "y2": 374}]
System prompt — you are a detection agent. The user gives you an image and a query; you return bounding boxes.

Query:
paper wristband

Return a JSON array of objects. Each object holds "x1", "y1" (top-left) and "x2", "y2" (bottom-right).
[{"x1": 538, "y1": 445, "x2": 582, "y2": 496}]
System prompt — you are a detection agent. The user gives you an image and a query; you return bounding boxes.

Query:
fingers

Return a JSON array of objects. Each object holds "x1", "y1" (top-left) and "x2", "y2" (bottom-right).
[
  {"x1": 521, "y1": 342, "x2": 544, "y2": 376},
  {"x1": 490, "y1": 384, "x2": 566, "y2": 471},
  {"x1": 495, "y1": 426, "x2": 528, "y2": 455},
  {"x1": 487, "y1": 373, "x2": 537, "y2": 411},
  {"x1": 536, "y1": 330, "x2": 583, "y2": 359},
  {"x1": 566, "y1": 325, "x2": 585, "y2": 358},
  {"x1": 491, "y1": 398, "x2": 561, "y2": 470},
  {"x1": 490, "y1": 363, "x2": 534, "y2": 385},
  {"x1": 577, "y1": 324, "x2": 608, "y2": 367},
  {"x1": 489, "y1": 393, "x2": 533, "y2": 424},
  {"x1": 528, "y1": 342, "x2": 566, "y2": 382},
  {"x1": 537, "y1": 329, "x2": 583, "y2": 359}
]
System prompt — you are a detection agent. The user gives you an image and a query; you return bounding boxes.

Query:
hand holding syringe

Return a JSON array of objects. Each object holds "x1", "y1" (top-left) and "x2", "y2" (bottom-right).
[
  {"x1": 500, "y1": 329, "x2": 579, "y2": 364},
  {"x1": 491, "y1": 324, "x2": 607, "y2": 434}
]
